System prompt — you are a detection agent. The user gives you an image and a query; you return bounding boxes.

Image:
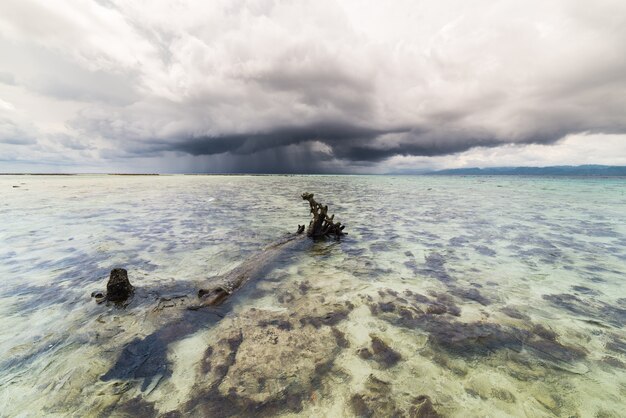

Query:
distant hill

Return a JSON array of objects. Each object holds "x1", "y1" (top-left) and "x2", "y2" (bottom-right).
[{"x1": 428, "y1": 165, "x2": 626, "y2": 176}]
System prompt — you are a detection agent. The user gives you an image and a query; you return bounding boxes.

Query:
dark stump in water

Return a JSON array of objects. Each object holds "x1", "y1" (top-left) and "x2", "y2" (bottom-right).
[{"x1": 107, "y1": 268, "x2": 134, "y2": 302}]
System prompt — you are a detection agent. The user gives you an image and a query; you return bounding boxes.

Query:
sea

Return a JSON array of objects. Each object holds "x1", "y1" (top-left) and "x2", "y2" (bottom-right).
[{"x1": 0, "y1": 174, "x2": 625, "y2": 417}]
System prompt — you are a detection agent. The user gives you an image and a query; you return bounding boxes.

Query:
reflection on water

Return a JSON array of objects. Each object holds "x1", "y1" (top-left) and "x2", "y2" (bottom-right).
[{"x1": 1, "y1": 175, "x2": 625, "y2": 417}]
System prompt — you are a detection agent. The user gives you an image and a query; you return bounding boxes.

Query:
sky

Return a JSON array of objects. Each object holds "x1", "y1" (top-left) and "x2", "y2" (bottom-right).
[{"x1": 1, "y1": 0, "x2": 625, "y2": 174}]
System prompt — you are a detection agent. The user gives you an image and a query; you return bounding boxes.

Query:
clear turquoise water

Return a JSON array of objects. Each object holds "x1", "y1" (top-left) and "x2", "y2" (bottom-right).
[{"x1": 0, "y1": 175, "x2": 625, "y2": 417}]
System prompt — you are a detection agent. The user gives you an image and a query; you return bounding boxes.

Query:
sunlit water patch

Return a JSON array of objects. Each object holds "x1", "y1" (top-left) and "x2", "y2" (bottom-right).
[{"x1": 1, "y1": 175, "x2": 625, "y2": 417}]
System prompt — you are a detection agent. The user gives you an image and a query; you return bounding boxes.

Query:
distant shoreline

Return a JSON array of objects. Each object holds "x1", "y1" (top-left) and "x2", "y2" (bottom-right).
[
  {"x1": 1, "y1": 165, "x2": 626, "y2": 177},
  {"x1": 427, "y1": 165, "x2": 626, "y2": 177},
  {"x1": 0, "y1": 173, "x2": 161, "y2": 176}
]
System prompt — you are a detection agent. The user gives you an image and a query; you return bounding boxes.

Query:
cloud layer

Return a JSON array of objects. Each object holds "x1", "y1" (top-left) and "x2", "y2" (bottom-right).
[{"x1": 1, "y1": 0, "x2": 625, "y2": 172}]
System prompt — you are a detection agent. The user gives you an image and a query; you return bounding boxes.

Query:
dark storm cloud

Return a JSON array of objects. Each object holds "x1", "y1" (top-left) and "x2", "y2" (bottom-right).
[
  {"x1": 164, "y1": 124, "x2": 408, "y2": 157},
  {"x1": 152, "y1": 118, "x2": 596, "y2": 169},
  {"x1": 331, "y1": 136, "x2": 503, "y2": 162},
  {"x1": 159, "y1": 126, "x2": 492, "y2": 164},
  {"x1": 198, "y1": 143, "x2": 339, "y2": 174}
]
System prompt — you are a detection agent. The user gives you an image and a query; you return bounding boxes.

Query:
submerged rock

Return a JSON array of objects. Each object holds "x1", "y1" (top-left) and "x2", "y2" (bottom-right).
[
  {"x1": 410, "y1": 395, "x2": 441, "y2": 418},
  {"x1": 606, "y1": 334, "x2": 626, "y2": 354},
  {"x1": 183, "y1": 300, "x2": 354, "y2": 417},
  {"x1": 531, "y1": 384, "x2": 562, "y2": 415},
  {"x1": 500, "y1": 306, "x2": 530, "y2": 320},
  {"x1": 369, "y1": 335, "x2": 402, "y2": 368},
  {"x1": 101, "y1": 396, "x2": 159, "y2": 417},
  {"x1": 367, "y1": 288, "x2": 460, "y2": 324},
  {"x1": 365, "y1": 288, "x2": 588, "y2": 374},
  {"x1": 543, "y1": 293, "x2": 626, "y2": 327},
  {"x1": 350, "y1": 375, "x2": 398, "y2": 417},
  {"x1": 349, "y1": 374, "x2": 441, "y2": 418},
  {"x1": 464, "y1": 373, "x2": 517, "y2": 404},
  {"x1": 420, "y1": 252, "x2": 455, "y2": 283},
  {"x1": 332, "y1": 327, "x2": 350, "y2": 348},
  {"x1": 600, "y1": 355, "x2": 625, "y2": 370},
  {"x1": 448, "y1": 286, "x2": 491, "y2": 306}
]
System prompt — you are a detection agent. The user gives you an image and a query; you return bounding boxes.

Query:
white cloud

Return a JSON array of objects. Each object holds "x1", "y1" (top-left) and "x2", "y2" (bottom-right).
[
  {"x1": 0, "y1": 98, "x2": 14, "y2": 111},
  {"x1": 384, "y1": 134, "x2": 626, "y2": 173}
]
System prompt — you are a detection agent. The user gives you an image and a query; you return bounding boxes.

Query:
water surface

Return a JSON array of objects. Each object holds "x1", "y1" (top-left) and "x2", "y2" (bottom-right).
[{"x1": 1, "y1": 175, "x2": 625, "y2": 417}]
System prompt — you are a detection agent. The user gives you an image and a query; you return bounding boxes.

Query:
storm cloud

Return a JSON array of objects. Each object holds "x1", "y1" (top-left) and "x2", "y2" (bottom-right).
[{"x1": 1, "y1": 0, "x2": 625, "y2": 172}]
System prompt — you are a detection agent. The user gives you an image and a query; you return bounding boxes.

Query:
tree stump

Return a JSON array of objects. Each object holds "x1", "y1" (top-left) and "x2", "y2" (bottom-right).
[{"x1": 106, "y1": 268, "x2": 134, "y2": 302}]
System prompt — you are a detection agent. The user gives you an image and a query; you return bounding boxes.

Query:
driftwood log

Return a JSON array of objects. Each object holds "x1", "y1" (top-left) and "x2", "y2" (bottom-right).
[
  {"x1": 194, "y1": 233, "x2": 306, "y2": 307},
  {"x1": 93, "y1": 193, "x2": 345, "y2": 309},
  {"x1": 195, "y1": 192, "x2": 344, "y2": 307}
]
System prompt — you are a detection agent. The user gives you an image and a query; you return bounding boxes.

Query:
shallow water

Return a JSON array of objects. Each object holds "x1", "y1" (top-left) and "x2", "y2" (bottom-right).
[{"x1": 1, "y1": 175, "x2": 625, "y2": 417}]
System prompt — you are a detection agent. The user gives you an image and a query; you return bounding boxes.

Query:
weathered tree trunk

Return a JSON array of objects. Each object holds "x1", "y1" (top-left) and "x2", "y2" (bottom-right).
[
  {"x1": 194, "y1": 192, "x2": 345, "y2": 307},
  {"x1": 194, "y1": 233, "x2": 307, "y2": 307},
  {"x1": 94, "y1": 192, "x2": 345, "y2": 309}
]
